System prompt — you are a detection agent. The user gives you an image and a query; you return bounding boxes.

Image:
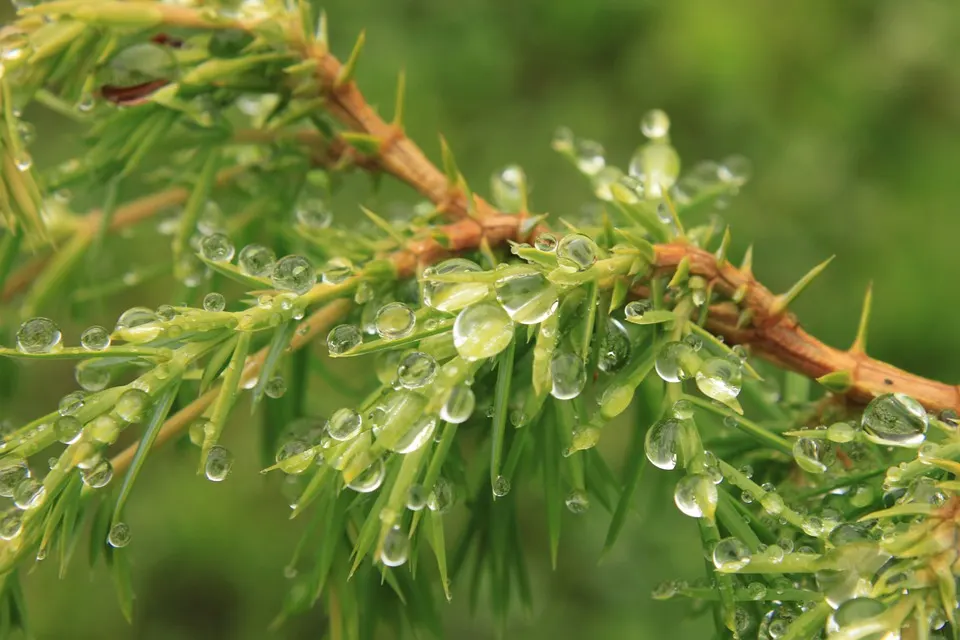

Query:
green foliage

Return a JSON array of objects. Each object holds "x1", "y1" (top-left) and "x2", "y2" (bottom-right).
[{"x1": 0, "y1": 2, "x2": 958, "y2": 640}]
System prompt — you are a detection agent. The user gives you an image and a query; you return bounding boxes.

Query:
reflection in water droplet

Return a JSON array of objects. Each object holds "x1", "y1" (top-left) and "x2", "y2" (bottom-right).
[
  {"x1": 422, "y1": 259, "x2": 490, "y2": 313},
  {"x1": 453, "y1": 303, "x2": 514, "y2": 361},
  {"x1": 80, "y1": 326, "x2": 110, "y2": 351},
  {"x1": 16, "y1": 317, "x2": 61, "y2": 354},
  {"x1": 861, "y1": 393, "x2": 928, "y2": 447},
  {"x1": 645, "y1": 418, "x2": 681, "y2": 470}
]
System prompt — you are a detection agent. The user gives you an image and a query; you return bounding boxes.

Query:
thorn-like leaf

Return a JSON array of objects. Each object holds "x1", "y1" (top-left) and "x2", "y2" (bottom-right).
[
  {"x1": 393, "y1": 69, "x2": 406, "y2": 128},
  {"x1": 360, "y1": 205, "x2": 407, "y2": 246},
  {"x1": 740, "y1": 244, "x2": 754, "y2": 276},
  {"x1": 666, "y1": 255, "x2": 690, "y2": 289},
  {"x1": 771, "y1": 255, "x2": 835, "y2": 316},
  {"x1": 816, "y1": 370, "x2": 853, "y2": 393},
  {"x1": 335, "y1": 30, "x2": 366, "y2": 88},
  {"x1": 490, "y1": 339, "x2": 515, "y2": 497},
  {"x1": 850, "y1": 281, "x2": 873, "y2": 354},
  {"x1": 715, "y1": 226, "x2": 732, "y2": 264},
  {"x1": 439, "y1": 135, "x2": 459, "y2": 188}
]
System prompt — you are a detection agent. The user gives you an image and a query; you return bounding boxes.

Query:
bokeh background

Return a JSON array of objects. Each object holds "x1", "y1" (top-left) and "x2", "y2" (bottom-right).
[{"x1": 3, "y1": 0, "x2": 960, "y2": 638}]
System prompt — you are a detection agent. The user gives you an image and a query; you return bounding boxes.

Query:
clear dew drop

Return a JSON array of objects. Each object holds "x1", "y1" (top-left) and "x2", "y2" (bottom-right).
[
  {"x1": 624, "y1": 300, "x2": 652, "y2": 320},
  {"x1": 598, "y1": 318, "x2": 631, "y2": 373},
  {"x1": 80, "y1": 326, "x2": 110, "y2": 351},
  {"x1": 829, "y1": 598, "x2": 887, "y2": 636},
  {"x1": 397, "y1": 351, "x2": 438, "y2": 389},
  {"x1": 0, "y1": 509, "x2": 23, "y2": 540},
  {"x1": 375, "y1": 302, "x2": 416, "y2": 340},
  {"x1": 494, "y1": 270, "x2": 559, "y2": 325},
  {"x1": 326, "y1": 324, "x2": 362, "y2": 355},
  {"x1": 16, "y1": 317, "x2": 61, "y2": 354},
  {"x1": 265, "y1": 376, "x2": 287, "y2": 399},
  {"x1": 107, "y1": 522, "x2": 131, "y2": 548},
  {"x1": 76, "y1": 365, "x2": 111, "y2": 392},
  {"x1": 0, "y1": 460, "x2": 29, "y2": 498},
  {"x1": 238, "y1": 244, "x2": 276, "y2": 277},
  {"x1": 275, "y1": 440, "x2": 315, "y2": 475},
  {"x1": 549, "y1": 351, "x2": 586, "y2": 400},
  {"x1": 381, "y1": 526, "x2": 410, "y2": 567},
  {"x1": 295, "y1": 198, "x2": 333, "y2": 229},
  {"x1": 573, "y1": 139, "x2": 605, "y2": 176},
  {"x1": 640, "y1": 109, "x2": 671, "y2": 140},
  {"x1": 346, "y1": 458, "x2": 385, "y2": 493},
  {"x1": 115, "y1": 306, "x2": 161, "y2": 340},
  {"x1": 59, "y1": 391, "x2": 86, "y2": 416},
  {"x1": 55, "y1": 415, "x2": 82, "y2": 444},
  {"x1": 826, "y1": 421, "x2": 858, "y2": 443},
  {"x1": 390, "y1": 415, "x2": 437, "y2": 454},
  {"x1": 861, "y1": 393, "x2": 928, "y2": 447},
  {"x1": 321, "y1": 257, "x2": 354, "y2": 285},
  {"x1": 655, "y1": 341, "x2": 698, "y2": 383},
  {"x1": 406, "y1": 484, "x2": 428, "y2": 511},
  {"x1": 327, "y1": 408, "x2": 363, "y2": 441},
  {"x1": 453, "y1": 302, "x2": 515, "y2": 361},
  {"x1": 534, "y1": 233, "x2": 557, "y2": 252},
  {"x1": 200, "y1": 233, "x2": 235, "y2": 262},
  {"x1": 205, "y1": 445, "x2": 234, "y2": 482},
  {"x1": 628, "y1": 140, "x2": 680, "y2": 198},
  {"x1": 673, "y1": 473, "x2": 717, "y2": 519},
  {"x1": 427, "y1": 477, "x2": 454, "y2": 513},
  {"x1": 13, "y1": 478, "x2": 46, "y2": 510},
  {"x1": 695, "y1": 357, "x2": 742, "y2": 404},
  {"x1": 89, "y1": 414, "x2": 120, "y2": 444},
  {"x1": 116, "y1": 389, "x2": 150, "y2": 423},
  {"x1": 672, "y1": 399, "x2": 694, "y2": 420},
  {"x1": 440, "y1": 385, "x2": 475, "y2": 424},
  {"x1": 792, "y1": 438, "x2": 829, "y2": 474},
  {"x1": 421, "y1": 258, "x2": 490, "y2": 313},
  {"x1": 760, "y1": 492, "x2": 784, "y2": 516},
  {"x1": 556, "y1": 234, "x2": 598, "y2": 271},
  {"x1": 565, "y1": 489, "x2": 590, "y2": 514},
  {"x1": 492, "y1": 475, "x2": 511, "y2": 497},
  {"x1": 271, "y1": 255, "x2": 316, "y2": 295},
  {"x1": 491, "y1": 165, "x2": 526, "y2": 211},
  {"x1": 712, "y1": 537, "x2": 751, "y2": 571},
  {"x1": 645, "y1": 418, "x2": 681, "y2": 470},
  {"x1": 203, "y1": 292, "x2": 226, "y2": 312},
  {"x1": 81, "y1": 459, "x2": 114, "y2": 489}
]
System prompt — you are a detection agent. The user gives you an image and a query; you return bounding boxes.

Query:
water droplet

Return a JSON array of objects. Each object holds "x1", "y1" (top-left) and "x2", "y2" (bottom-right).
[
  {"x1": 87, "y1": 414, "x2": 118, "y2": 444},
  {"x1": 598, "y1": 318, "x2": 631, "y2": 373},
  {"x1": 271, "y1": 255, "x2": 316, "y2": 295},
  {"x1": 0, "y1": 460, "x2": 29, "y2": 498},
  {"x1": 453, "y1": 303, "x2": 514, "y2": 361},
  {"x1": 200, "y1": 292, "x2": 225, "y2": 313},
  {"x1": 551, "y1": 126, "x2": 574, "y2": 151},
  {"x1": 188, "y1": 420, "x2": 206, "y2": 447},
  {"x1": 713, "y1": 537, "x2": 751, "y2": 571},
  {"x1": 14, "y1": 478, "x2": 46, "y2": 510},
  {"x1": 491, "y1": 165, "x2": 525, "y2": 211},
  {"x1": 718, "y1": 155, "x2": 752, "y2": 186},
  {"x1": 792, "y1": 438, "x2": 829, "y2": 474},
  {"x1": 827, "y1": 421, "x2": 857, "y2": 443},
  {"x1": 79, "y1": 326, "x2": 110, "y2": 351},
  {"x1": 492, "y1": 475, "x2": 511, "y2": 497},
  {"x1": 375, "y1": 302, "x2": 416, "y2": 340},
  {"x1": 861, "y1": 393, "x2": 928, "y2": 447},
  {"x1": 381, "y1": 526, "x2": 410, "y2": 567},
  {"x1": 80, "y1": 458, "x2": 113, "y2": 490},
  {"x1": 550, "y1": 352, "x2": 586, "y2": 400},
  {"x1": 14, "y1": 150, "x2": 32, "y2": 172},
  {"x1": 672, "y1": 399, "x2": 694, "y2": 420},
  {"x1": 391, "y1": 415, "x2": 437, "y2": 454},
  {"x1": 200, "y1": 233, "x2": 235, "y2": 262},
  {"x1": 938, "y1": 408, "x2": 959, "y2": 430},
  {"x1": 16, "y1": 317, "x2": 61, "y2": 353},
  {"x1": 574, "y1": 139, "x2": 605, "y2": 175},
  {"x1": 830, "y1": 598, "x2": 887, "y2": 636},
  {"x1": 205, "y1": 445, "x2": 234, "y2": 482},
  {"x1": 556, "y1": 234, "x2": 598, "y2": 271},
  {"x1": 327, "y1": 324, "x2": 362, "y2": 355},
  {"x1": 592, "y1": 166, "x2": 624, "y2": 201},
  {"x1": 115, "y1": 389, "x2": 149, "y2": 423},
  {"x1": 346, "y1": 457, "x2": 385, "y2": 492},
  {"x1": 115, "y1": 306, "x2": 161, "y2": 342},
  {"x1": 695, "y1": 357, "x2": 742, "y2": 404},
  {"x1": 655, "y1": 341, "x2": 698, "y2": 383},
  {"x1": 495, "y1": 270, "x2": 559, "y2": 325},
  {"x1": 534, "y1": 233, "x2": 558, "y2": 252},
  {"x1": 0, "y1": 509, "x2": 22, "y2": 540},
  {"x1": 640, "y1": 109, "x2": 670, "y2": 140},
  {"x1": 760, "y1": 492, "x2": 784, "y2": 516},
  {"x1": 238, "y1": 244, "x2": 276, "y2": 277},
  {"x1": 328, "y1": 408, "x2": 362, "y2": 441},
  {"x1": 673, "y1": 473, "x2": 717, "y2": 519},
  {"x1": 440, "y1": 384, "x2": 475, "y2": 424},
  {"x1": 397, "y1": 352, "x2": 437, "y2": 389},
  {"x1": 629, "y1": 141, "x2": 680, "y2": 198},
  {"x1": 107, "y1": 522, "x2": 131, "y2": 548},
  {"x1": 275, "y1": 440, "x2": 315, "y2": 474},
  {"x1": 422, "y1": 259, "x2": 490, "y2": 312},
  {"x1": 295, "y1": 198, "x2": 333, "y2": 229},
  {"x1": 76, "y1": 365, "x2": 111, "y2": 392},
  {"x1": 645, "y1": 418, "x2": 681, "y2": 470},
  {"x1": 54, "y1": 415, "x2": 82, "y2": 444},
  {"x1": 565, "y1": 490, "x2": 590, "y2": 514},
  {"x1": 624, "y1": 300, "x2": 652, "y2": 320},
  {"x1": 59, "y1": 391, "x2": 86, "y2": 416}
]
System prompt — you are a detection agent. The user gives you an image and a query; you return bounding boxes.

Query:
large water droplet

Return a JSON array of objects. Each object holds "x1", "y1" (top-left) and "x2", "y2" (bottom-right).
[
  {"x1": 492, "y1": 475, "x2": 511, "y2": 497},
  {"x1": 200, "y1": 233, "x2": 235, "y2": 262},
  {"x1": 391, "y1": 415, "x2": 438, "y2": 455},
  {"x1": 655, "y1": 341, "x2": 698, "y2": 383},
  {"x1": 0, "y1": 509, "x2": 23, "y2": 540},
  {"x1": 793, "y1": 438, "x2": 829, "y2": 474},
  {"x1": 381, "y1": 526, "x2": 410, "y2": 567},
  {"x1": 346, "y1": 457, "x2": 385, "y2": 493},
  {"x1": 107, "y1": 522, "x2": 131, "y2": 548},
  {"x1": 374, "y1": 302, "x2": 415, "y2": 340},
  {"x1": 641, "y1": 109, "x2": 671, "y2": 140},
  {"x1": 238, "y1": 244, "x2": 276, "y2": 277},
  {"x1": 494, "y1": 270, "x2": 559, "y2": 325},
  {"x1": 829, "y1": 598, "x2": 887, "y2": 637},
  {"x1": 673, "y1": 473, "x2": 717, "y2": 519},
  {"x1": 406, "y1": 484, "x2": 428, "y2": 511},
  {"x1": 205, "y1": 445, "x2": 234, "y2": 482},
  {"x1": 59, "y1": 391, "x2": 86, "y2": 416},
  {"x1": 322, "y1": 257, "x2": 354, "y2": 285},
  {"x1": 713, "y1": 537, "x2": 751, "y2": 571},
  {"x1": 645, "y1": 418, "x2": 681, "y2": 470},
  {"x1": 0, "y1": 460, "x2": 29, "y2": 498},
  {"x1": 116, "y1": 389, "x2": 150, "y2": 423},
  {"x1": 861, "y1": 393, "x2": 928, "y2": 447},
  {"x1": 115, "y1": 306, "x2": 161, "y2": 342},
  {"x1": 534, "y1": 233, "x2": 558, "y2": 252},
  {"x1": 628, "y1": 141, "x2": 680, "y2": 198},
  {"x1": 422, "y1": 259, "x2": 490, "y2": 312},
  {"x1": 556, "y1": 234, "x2": 598, "y2": 271},
  {"x1": 80, "y1": 326, "x2": 110, "y2": 351},
  {"x1": 203, "y1": 292, "x2": 226, "y2": 312},
  {"x1": 275, "y1": 439, "x2": 315, "y2": 474},
  {"x1": 453, "y1": 303, "x2": 514, "y2": 361},
  {"x1": 16, "y1": 317, "x2": 61, "y2": 353},
  {"x1": 695, "y1": 357, "x2": 742, "y2": 404},
  {"x1": 327, "y1": 324, "x2": 362, "y2": 355},
  {"x1": 565, "y1": 489, "x2": 590, "y2": 514},
  {"x1": 76, "y1": 365, "x2": 111, "y2": 392},
  {"x1": 491, "y1": 165, "x2": 525, "y2": 211},
  {"x1": 550, "y1": 352, "x2": 586, "y2": 400},
  {"x1": 81, "y1": 458, "x2": 114, "y2": 488},
  {"x1": 397, "y1": 352, "x2": 437, "y2": 389},
  {"x1": 598, "y1": 318, "x2": 631, "y2": 373},
  {"x1": 55, "y1": 415, "x2": 82, "y2": 444},
  {"x1": 440, "y1": 385, "x2": 475, "y2": 424},
  {"x1": 13, "y1": 478, "x2": 46, "y2": 510},
  {"x1": 328, "y1": 408, "x2": 362, "y2": 441},
  {"x1": 271, "y1": 255, "x2": 316, "y2": 295}
]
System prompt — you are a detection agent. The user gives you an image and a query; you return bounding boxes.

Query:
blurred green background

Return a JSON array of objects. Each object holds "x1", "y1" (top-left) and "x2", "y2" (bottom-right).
[{"x1": 4, "y1": 0, "x2": 960, "y2": 638}]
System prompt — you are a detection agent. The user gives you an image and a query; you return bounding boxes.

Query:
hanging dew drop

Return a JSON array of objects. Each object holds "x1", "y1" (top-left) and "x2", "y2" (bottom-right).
[
  {"x1": 672, "y1": 399, "x2": 694, "y2": 420},
  {"x1": 203, "y1": 292, "x2": 226, "y2": 312},
  {"x1": 76, "y1": 365, "x2": 111, "y2": 392},
  {"x1": 453, "y1": 303, "x2": 514, "y2": 361},
  {"x1": 712, "y1": 537, "x2": 751, "y2": 571},
  {"x1": 397, "y1": 351, "x2": 438, "y2": 389},
  {"x1": 491, "y1": 165, "x2": 526, "y2": 211},
  {"x1": 421, "y1": 258, "x2": 490, "y2": 312},
  {"x1": 264, "y1": 376, "x2": 287, "y2": 399},
  {"x1": 0, "y1": 510, "x2": 23, "y2": 540},
  {"x1": 107, "y1": 522, "x2": 131, "y2": 548},
  {"x1": 13, "y1": 478, "x2": 46, "y2": 510},
  {"x1": 565, "y1": 490, "x2": 590, "y2": 514},
  {"x1": 598, "y1": 318, "x2": 631, "y2": 373},
  {"x1": 205, "y1": 445, "x2": 234, "y2": 482},
  {"x1": 549, "y1": 352, "x2": 586, "y2": 400},
  {"x1": 16, "y1": 317, "x2": 61, "y2": 354},
  {"x1": 275, "y1": 440, "x2": 315, "y2": 474},
  {"x1": 200, "y1": 233, "x2": 235, "y2": 262},
  {"x1": 80, "y1": 326, "x2": 110, "y2": 351},
  {"x1": 406, "y1": 484, "x2": 428, "y2": 511},
  {"x1": 440, "y1": 385, "x2": 475, "y2": 424},
  {"x1": 861, "y1": 393, "x2": 928, "y2": 447},
  {"x1": 624, "y1": 300, "x2": 652, "y2": 320},
  {"x1": 271, "y1": 255, "x2": 316, "y2": 295},
  {"x1": 390, "y1": 415, "x2": 437, "y2": 454},
  {"x1": 628, "y1": 141, "x2": 680, "y2": 198},
  {"x1": 381, "y1": 526, "x2": 410, "y2": 567},
  {"x1": 494, "y1": 270, "x2": 559, "y2": 325},
  {"x1": 534, "y1": 233, "x2": 558, "y2": 252},
  {"x1": 492, "y1": 475, "x2": 511, "y2": 497},
  {"x1": 55, "y1": 415, "x2": 82, "y2": 444},
  {"x1": 640, "y1": 108, "x2": 671, "y2": 140},
  {"x1": 655, "y1": 341, "x2": 698, "y2": 383},
  {"x1": 695, "y1": 357, "x2": 742, "y2": 404},
  {"x1": 327, "y1": 408, "x2": 362, "y2": 441},
  {"x1": 427, "y1": 478, "x2": 454, "y2": 513},
  {"x1": 81, "y1": 459, "x2": 114, "y2": 488},
  {"x1": 59, "y1": 391, "x2": 85, "y2": 416},
  {"x1": 346, "y1": 458, "x2": 385, "y2": 493},
  {"x1": 0, "y1": 460, "x2": 29, "y2": 498},
  {"x1": 115, "y1": 389, "x2": 150, "y2": 423},
  {"x1": 375, "y1": 302, "x2": 416, "y2": 340},
  {"x1": 793, "y1": 438, "x2": 829, "y2": 474},
  {"x1": 673, "y1": 474, "x2": 717, "y2": 519},
  {"x1": 238, "y1": 244, "x2": 276, "y2": 277},
  {"x1": 326, "y1": 324, "x2": 362, "y2": 355},
  {"x1": 556, "y1": 234, "x2": 598, "y2": 271},
  {"x1": 645, "y1": 418, "x2": 681, "y2": 470}
]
